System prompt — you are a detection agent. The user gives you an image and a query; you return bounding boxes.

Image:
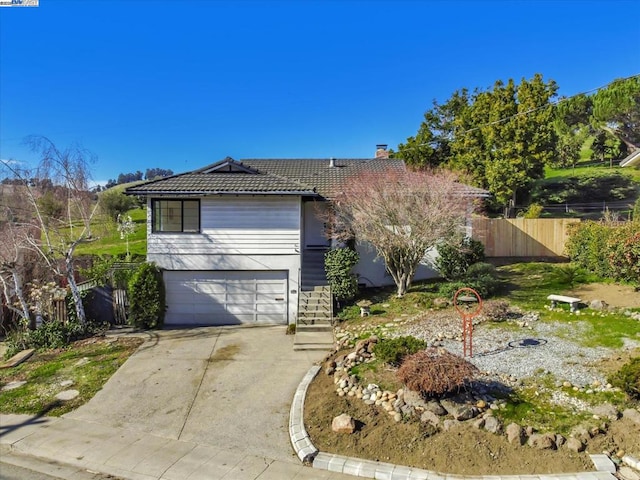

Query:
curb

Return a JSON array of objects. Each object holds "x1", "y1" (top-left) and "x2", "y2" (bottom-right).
[{"x1": 290, "y1": 366, "x2": 618, "y2": 480}]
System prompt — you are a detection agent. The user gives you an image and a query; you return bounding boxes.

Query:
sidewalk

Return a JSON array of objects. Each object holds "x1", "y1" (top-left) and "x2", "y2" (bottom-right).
[{"x1": 0, "y1": 413, "x2": 353, "y2": 479}]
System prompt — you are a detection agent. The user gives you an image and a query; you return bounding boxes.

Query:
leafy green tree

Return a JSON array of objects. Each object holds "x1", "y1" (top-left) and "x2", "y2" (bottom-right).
[
  {"x1": 449, "y1": 74, "x2": 558, "y2": 216},
  {"x1": 592, "y1": 76, "x2": 640, "y2": 152},
  {"x1": 397, "y1": 89, "x2": 470, "y2": 169},
  {"x1": 99, "y1": 187, "x2": 137, "y2": 220}
]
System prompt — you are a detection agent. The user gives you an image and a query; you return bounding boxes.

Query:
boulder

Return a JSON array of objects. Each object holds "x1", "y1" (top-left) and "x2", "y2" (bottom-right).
[
  {"x1": 565, "y1": 437, "x2": 585, "y2": 453},
  {"x1": 505, "y1": 423, "x2": 525, "y2": 445},
  {"x1": 589, "y1": 299, "x2": 609, "y2": 311},
  {"x1": 592, "y1": 403, "x2": 620, "y2": 421},
  {"x1": 331, "y1": 414, "x2": 356, "y2": 434},
  {"x1": 484, "y1": 416, "x2": 502, "y2": 434},
  {"x1": 440, "y1": 398, "x2": 478, "y2": 421},
  {"x1": 424, "y1": 400, "x2": 447, "y2": 416},
  {"x1": 527, "y1": 433, "x2": 556, "y2": 450},
  {"x1": 403, "y1": 389, "x2": 428, "y2": 410},
  {"x1": 570, "y1": 425, "x2": 592, "y2": 443},
  {"x1": 420, "y1": 410, "x2": 441, "y2": 427},
  {"x1": 623, "y1": 408, "x2": 640, "y2": 426}
]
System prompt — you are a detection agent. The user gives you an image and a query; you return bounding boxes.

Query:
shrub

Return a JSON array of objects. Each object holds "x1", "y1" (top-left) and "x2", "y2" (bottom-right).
[
  {"x1": 482, "y1": 300, "x2": 511, "y2": 322},
  {"x1": 607, "y1": 225, "x2": 640, "y2": 285},
  {"x1": 128, "y1": 262, "x2": 165, "y2": 329},
  {"x1": 522, "y1": 203, "x2": 544, "y2": 219},
  {"x1": 565, "y1": 221, "x2": 615, "y2": 278},
  {"x1": 435, "y1": 237, "x2": 485, "y2": 280},
  {"x1": 437, "y1": 262, "x2": 500, "y2": 299},
  {"x1": 4, "y1": 319, "x2": 101, "y2": 359},
  {"x1": 633, "y1": 197, "x2": 640, "y2": 222},
  {"x1": 608, "y1": 356, "x2": 640, "y2": 400},
  {"x1": 324, "y1": 247, "x2": 359, "y2": 302},
  {"x1": 397, "y1": 348, "x2": 479, "y2": 397},
  {"x1": 373, "y1": 336, "x2": 426, "y2": 366}
]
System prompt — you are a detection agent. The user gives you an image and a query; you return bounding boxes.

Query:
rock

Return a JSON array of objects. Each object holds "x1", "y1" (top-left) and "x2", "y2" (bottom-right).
[
  {"x1": 403, "y1": 389, "x2": 428, "y2": 410},
  {"x1": 420, "y1": 410, "x2": 441, "y2": 426},
  {"x1": 440, "y1": 399, "x2": 478, "y2": 421},
  {"x1": 472, "y1": 418, "x2": 485, "y2": 429},
  {"x1": 591, "y1": 403, "x2": 619, "y2": 421},
  {"x1": 623, "y1": 408, "x2": 640, "y2": 426},
  {"x1": 525, "y1": 426, "x2": 534, "y2": 436},
  {"x1": 55, "y1": 389, "x2": 79, "y2": 401},
  {"x1": 590, "y1": 299, "x2": 609, "y2": 311},
  {"x1": 324, "y1": 361, "x2": 336, "y2": 375},
  {"x1": 1, "y1": 381, "x2": 27, "y2": 391},
  {"x1": 618, "y1": 466, "x2": 640, "y2": 480},
  {"x1": 400, "y1": 405, "x2": 415, "y2": 417},
  {"x1": 506, "y1": 423, "x2": 525, "y2": 445},
  {"x1": 346, "y1": 352, "x2": 357, "y2": 361},
  {"x1": 332, "y1": 414, "x2": 356, "y2": 434},
  {"x1": 393, "y1": 412, "x2": 402, "y2": 422},
  {"x1": 425, "y1": 400, "x2": 447, "y2": 416},
  {"x1": 442, "y1": 419, "x2": 459, "y2": 431},
  {"x1": 565, "y1": 437, "x2": 584, "y2": 452},
  {"x1": 74, "y1": 357, "x2": 89, "y2": 367},
  {"x1": 555, "y1": 434, "x2": 566, "y2": 448},
  {"x1": 476, "y1": 399, "x2": 487, "y2": 409},
  {"x1": 60, "y1": 380, "x2": 74, "y2": 388},
  {"x1": 571, "y1": 426, "x2": 592, "y2": 443},
  {"x1": 527, "y1": 433, "x2": 556, "y2": 450},
  {"x1": 484, "y1": 416, "x2": 502, "y2": 434}
]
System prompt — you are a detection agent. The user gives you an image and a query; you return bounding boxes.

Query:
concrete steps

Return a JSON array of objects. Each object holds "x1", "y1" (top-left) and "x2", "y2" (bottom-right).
[{"x1": 294, "y1": 284, "x2": 333, "y2": 351}]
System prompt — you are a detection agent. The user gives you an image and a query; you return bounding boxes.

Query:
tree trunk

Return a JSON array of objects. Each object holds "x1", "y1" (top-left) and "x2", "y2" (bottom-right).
[
  {"x1": 65, "y1": 250, "x2": 86, "y2": 324},
  {"x1": 11, "y1": 270, "x2": 32, "y2": 328}
]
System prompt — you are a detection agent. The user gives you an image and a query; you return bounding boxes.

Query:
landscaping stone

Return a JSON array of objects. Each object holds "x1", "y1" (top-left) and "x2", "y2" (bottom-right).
[
  {"x1": 425, "y1": 400, "x2": 447, "y2": 416},
  {"x1": 55, "y1": 389, "x2": 79, "y2": 401},
  {"x1": 555, "y1": 434, "x2": 565, "y2": 448},
  {"x1": 483, "y1": 415, "x2": 502, "y2": 434},
  {"x1": 589, "y1": 299, "x2": 609, "y2": 311},
  {"x1": 332, "y1": 414, "x2": 356, "y2": 434},
  {"x1": 623, "y1": 408, "x2": 640, "y2": 426},
  {"x1": 442, "y1": 419, "x2": 459, "y2": 431},
  {"x1": 420, "y1": 410, "x2": 440, "y2": 427},
  {"x1": 592, "y1": 403, "x2": 619, "y2": 421},
  {"x1": 403, "y1": 389, "x2": 428, "y2": 410},
  {"x1": 472, "y1": 418, "x2": 485, "y2": 429},
  {"x1": 440, "y1": 398, "x2": 478, "y2": 421},
  {"x1": 1, "y1": 380, "x2": 27, "y2": 391},
  {"x1": 0, "y1": 348, "x2": 35, "y2": 369},
  {"x1": 60, "y1": 380, "x2": 74, "y2": 388},
  {"x1": 571, "y1": 425, "x2": 592, "y2": 443},
  {"x1": 565, "y1": 437, "x2": 584, "y2": 452},
  {"x1": 528, "y1": 433, "x2": 556, "y2": 449},
  {"x1": 505, "y1": 423, "x2": 525, "y2": 445}
]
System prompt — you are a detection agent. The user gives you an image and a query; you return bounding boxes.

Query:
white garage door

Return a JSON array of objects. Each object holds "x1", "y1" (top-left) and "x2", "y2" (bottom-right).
[{"x1": 164, "y1": 271, "x2": 288, "y2": 326}]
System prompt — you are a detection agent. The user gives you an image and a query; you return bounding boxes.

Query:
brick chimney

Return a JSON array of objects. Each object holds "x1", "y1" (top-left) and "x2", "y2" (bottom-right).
[{"x1": 375, "y1": 144, "x2": 389, "y2": 159}]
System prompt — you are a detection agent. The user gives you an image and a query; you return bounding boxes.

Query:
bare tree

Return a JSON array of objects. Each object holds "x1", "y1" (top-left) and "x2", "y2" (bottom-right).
[
  {"x1": 0, "y1": 215, "x2": 33, "y2": 327},
  {"x1": 0, "y1": 136, "x2": 100, "y2": 324},
  {"x1": 328, "y1": 168, "x2": 473, "y2": 297}
]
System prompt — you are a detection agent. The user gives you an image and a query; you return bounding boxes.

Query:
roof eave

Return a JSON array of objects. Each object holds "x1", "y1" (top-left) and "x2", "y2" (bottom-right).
[{"x1": 125, "y1": 190, "x2": 317, "y2": 196}]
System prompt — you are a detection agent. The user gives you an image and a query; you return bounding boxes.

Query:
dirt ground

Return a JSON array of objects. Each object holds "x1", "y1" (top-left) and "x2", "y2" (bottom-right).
[
  {"x1": 569, "y1": 282, "x2": 640, "y2": 308},
  {"x1": 304, "y1": 283, "x2": 640, "y2": 475}
]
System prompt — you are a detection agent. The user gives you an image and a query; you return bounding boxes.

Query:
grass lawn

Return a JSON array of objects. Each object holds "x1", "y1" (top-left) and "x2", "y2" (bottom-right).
[
  {"x1": 0, "y1": 336, "x2": 143, "y2": 416},
  {"x1": 74, "y1": 207, "x2": 147, "y2": 257}
]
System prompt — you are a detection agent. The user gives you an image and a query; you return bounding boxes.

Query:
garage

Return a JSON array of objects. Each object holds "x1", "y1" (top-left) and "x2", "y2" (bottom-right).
[{"x1": 164, "y1": 271, "x2": 288, "y2": 326}]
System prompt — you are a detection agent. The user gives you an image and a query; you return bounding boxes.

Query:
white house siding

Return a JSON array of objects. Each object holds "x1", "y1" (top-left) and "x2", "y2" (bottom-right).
[
  {"x1": 147, "y1": 196, "x2": 302, "y2": 325},
  {"x1": 353, "y1": 241, "x2": 439, "y2": 288}
]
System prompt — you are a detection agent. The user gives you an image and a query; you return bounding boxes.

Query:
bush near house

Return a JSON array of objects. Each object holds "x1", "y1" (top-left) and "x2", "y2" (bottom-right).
[
  {"x1": 435, "y1": 237, "x2": 485, "y2": 280},
  {"x1": 325, "y1": 247, "x2": 359, "y2": 302},
  {"x1": 127, "y1": 262, "x2": 165, "y2": 329}
]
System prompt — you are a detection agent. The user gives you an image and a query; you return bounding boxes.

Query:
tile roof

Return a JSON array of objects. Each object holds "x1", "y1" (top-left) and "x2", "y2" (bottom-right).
[{"x1": 125, "y1": 157, "x2": 407, "y2": 199}]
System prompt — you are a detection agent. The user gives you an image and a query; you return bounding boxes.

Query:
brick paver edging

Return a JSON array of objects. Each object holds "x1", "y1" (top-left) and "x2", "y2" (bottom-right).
[{"x1": 290, "y1": 366, "x2": 618, "y2": 480}]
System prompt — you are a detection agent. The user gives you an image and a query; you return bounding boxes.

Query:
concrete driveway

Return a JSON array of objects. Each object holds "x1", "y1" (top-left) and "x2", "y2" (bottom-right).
[{"x1": 65, "y1": 326, "x2": 328, "y2": 464}]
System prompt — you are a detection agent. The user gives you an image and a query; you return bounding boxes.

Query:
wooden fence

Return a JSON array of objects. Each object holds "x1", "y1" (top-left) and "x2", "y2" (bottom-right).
[{"x1": 471, "y1": 218, "x2": 581, "y2": 258}]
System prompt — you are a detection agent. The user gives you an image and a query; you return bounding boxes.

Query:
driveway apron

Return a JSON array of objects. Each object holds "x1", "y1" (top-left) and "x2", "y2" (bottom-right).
[{"x1": 65, "y1": 326, "x2": 327, "y2": 463}]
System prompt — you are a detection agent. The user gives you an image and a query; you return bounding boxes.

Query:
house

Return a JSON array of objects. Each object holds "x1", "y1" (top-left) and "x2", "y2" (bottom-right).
[
  {"x1": 620, "y1": 149, "x2": 640, "y2": 167},
  {"x1": 125, "y1": 147, "x2": 486, "y2": 327}
]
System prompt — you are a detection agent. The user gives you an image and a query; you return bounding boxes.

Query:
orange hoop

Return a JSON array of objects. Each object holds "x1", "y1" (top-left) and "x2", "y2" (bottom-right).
[{"x1": 453, "y1": 288, "x2": 483, "y2": 357}]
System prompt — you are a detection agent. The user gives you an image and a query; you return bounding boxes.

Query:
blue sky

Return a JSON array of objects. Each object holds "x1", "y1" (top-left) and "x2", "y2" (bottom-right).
[{"x1": 1, "y1": 0, "x2": 639, "y2": 185}]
